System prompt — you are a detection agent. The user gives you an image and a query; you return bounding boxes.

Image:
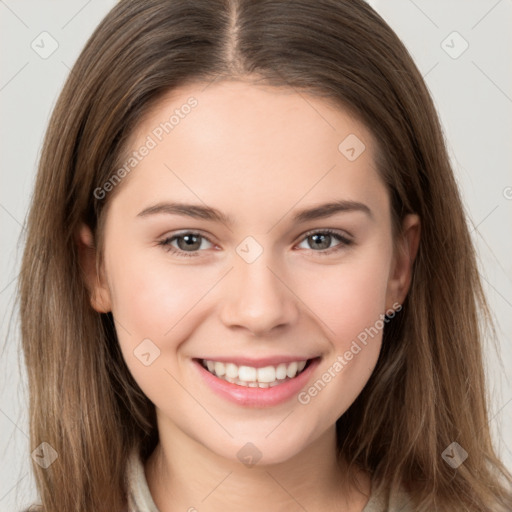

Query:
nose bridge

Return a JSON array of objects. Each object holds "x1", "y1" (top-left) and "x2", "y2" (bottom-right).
[{"x1": 219, "y1": 242, "x2": 298, "y2": 335}]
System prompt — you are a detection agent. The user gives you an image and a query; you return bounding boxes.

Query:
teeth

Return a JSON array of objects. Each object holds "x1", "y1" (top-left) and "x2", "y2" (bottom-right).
[
  {"x1": 239, "y1": 366, "x2": 257, "y2": 381},
  {"x1": 201, "y1": 358, "x2": 309, "y2": 387},
  {"x1": 275, "y1": 363, "x2": 287, "y2": 380},
  {"x1": 286, "y1": 362, "x2": 298, "y2": 378},
  {"x1": 225, "y1": 363, "x2": 238, "y2": 379},
  {"x1": 257, "y1": 365, "x2": 276, "y2": 383},
  {"x1": 214, "y1": 361, "x2": 226, "y2": 376}
]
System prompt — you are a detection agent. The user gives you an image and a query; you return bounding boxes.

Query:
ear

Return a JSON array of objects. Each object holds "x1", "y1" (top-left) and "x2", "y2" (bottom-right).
[
  {"x1": 76, "y1": 223, "x2": 112, "y2": 313},
  {"x1": 385, "y1": 213, "x2": 421, "y2": 310}
]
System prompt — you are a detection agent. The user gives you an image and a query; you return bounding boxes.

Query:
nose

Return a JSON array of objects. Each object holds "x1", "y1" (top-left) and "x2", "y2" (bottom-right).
[{"x1": 219, "y1": 253, "x2": 299, "y2": 337}]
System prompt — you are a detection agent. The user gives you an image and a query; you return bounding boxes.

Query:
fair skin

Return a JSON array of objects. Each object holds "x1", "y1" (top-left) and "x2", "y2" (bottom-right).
[{"x1": 78, "y1": 80, "x2": 420, "y2": 511}]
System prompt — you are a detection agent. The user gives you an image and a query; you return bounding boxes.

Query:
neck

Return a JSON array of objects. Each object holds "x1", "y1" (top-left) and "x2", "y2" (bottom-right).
[{"x1": 145, "y1": 418, "x2": 371, "y2": 512}]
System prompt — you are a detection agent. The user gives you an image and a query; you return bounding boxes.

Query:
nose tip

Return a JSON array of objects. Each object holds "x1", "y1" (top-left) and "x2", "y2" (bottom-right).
[{"x1": 219, "y1": 258, "x2": 299, "y2": 336}]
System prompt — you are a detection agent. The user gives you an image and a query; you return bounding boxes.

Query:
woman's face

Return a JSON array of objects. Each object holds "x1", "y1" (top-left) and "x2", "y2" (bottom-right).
[{"x1": 82, "y1": 80, "x2": 418, "y2": 465}]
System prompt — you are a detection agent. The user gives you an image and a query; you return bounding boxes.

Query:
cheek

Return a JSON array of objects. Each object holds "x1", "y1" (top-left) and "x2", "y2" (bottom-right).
[
  {"x1": 106, "y1": 251, "x2": 214, "y2": 377},
  {"x1": 298, "y1": 249, "x2": 392, "y2": 349},
  {"x1": 108, "y1": 249, "x2": 214, "y2": 334},
  {"x1": 291, "y1": 248, "x2": 391, "y2": 416}
]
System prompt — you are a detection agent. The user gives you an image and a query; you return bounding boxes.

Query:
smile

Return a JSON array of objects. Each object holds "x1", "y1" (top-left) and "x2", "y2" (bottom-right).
[
  {"x1": 193, "y1": 356, "x2": 321, "y2": 407},
  {"x1": 200, "y1": 359, "x2": 309, "y2": 388}
]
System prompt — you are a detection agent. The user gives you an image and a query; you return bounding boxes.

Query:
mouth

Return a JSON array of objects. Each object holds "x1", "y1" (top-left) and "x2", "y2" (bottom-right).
[
  {"x1": 198, "y1": 358, "x2": 313, "y2": 388},
  {"x1": 192, "y1": 356, "x2": 321, "y2": 407}
]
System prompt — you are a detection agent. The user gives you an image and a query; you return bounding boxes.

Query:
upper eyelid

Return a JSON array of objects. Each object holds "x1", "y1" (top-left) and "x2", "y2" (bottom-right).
[{"x1": 300, "y1": 227, "x2": 353, "y2": 241}]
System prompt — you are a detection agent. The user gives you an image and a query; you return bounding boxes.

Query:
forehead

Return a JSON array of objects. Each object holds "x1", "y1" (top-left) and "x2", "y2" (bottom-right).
[
  {"x1": 131, "y1": 79, "x2": 376, "y2": 158},
  {"x1": 113, "y1": 80, "x2": 386, "y2": 221}
]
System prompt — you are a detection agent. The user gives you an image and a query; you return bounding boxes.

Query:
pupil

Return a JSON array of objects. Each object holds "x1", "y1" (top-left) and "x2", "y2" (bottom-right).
[
  {"x1": 311, "y1": 234, "x2": 330, "y2": 250},
  {"x1": 179, "y1": 234, "x2": 200, "y2": 251}
]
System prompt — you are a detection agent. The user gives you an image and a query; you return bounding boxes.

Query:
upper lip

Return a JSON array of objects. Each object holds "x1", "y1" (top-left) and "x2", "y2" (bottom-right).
[{"x1": 195, "y1": 356, "x2": 320, "y2": 368}]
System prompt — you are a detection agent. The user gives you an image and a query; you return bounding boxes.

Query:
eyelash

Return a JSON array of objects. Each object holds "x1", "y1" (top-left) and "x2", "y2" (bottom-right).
[{"x1": 157, "y1": 229, "x2": 353, "y2": 258}]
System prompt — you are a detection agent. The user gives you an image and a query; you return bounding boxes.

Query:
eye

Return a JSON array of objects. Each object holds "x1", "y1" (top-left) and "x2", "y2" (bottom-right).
[
  {"x1": 158, "y1": 232, "x2": 214, "y2": 257},
  {"x1": 158, "y1": 229, "x2": 353, "y2": 258},
  {"x1": 296, "y1": 229, "x2": 352, "y2": 255}
]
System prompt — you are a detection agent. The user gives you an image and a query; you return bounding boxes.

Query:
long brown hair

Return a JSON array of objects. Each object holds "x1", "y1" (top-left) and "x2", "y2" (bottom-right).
[{"x1": 18, "y1": 0, "x2": 512, "y2": 510}]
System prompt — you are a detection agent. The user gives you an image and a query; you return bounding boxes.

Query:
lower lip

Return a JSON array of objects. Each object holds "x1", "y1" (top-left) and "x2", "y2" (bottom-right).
[{"x1": 193, "y1": 358, "x2": 321, "y2": 407}]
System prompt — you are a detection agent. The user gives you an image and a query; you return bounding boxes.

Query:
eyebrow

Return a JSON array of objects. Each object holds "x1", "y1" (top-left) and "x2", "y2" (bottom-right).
[{"x1": 136, "y1": 199, "x2": 373, "y2": 225}]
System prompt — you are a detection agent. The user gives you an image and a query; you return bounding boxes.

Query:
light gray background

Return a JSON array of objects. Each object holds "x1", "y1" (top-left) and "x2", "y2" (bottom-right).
[{"x1": 1, "y1": 1, "x2": 511, "y2": 510}]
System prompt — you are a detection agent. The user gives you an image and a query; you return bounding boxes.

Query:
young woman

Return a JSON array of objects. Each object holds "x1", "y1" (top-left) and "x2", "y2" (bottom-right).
[{"x1": 18, "y1": 0, "x2": 512, "y2": 510}]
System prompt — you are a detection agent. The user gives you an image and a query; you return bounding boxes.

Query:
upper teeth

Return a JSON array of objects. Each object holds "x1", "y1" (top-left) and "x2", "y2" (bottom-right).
[{"x1": 202, "y1": 359, "x2": 308, "y2": 387}]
